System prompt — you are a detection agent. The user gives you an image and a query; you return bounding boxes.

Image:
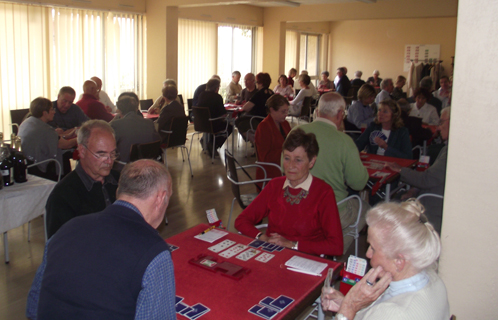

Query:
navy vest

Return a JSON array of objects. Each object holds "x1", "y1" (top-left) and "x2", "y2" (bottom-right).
[{"x1": 37, "y1": 204, "x2": 169, "y2": 320}]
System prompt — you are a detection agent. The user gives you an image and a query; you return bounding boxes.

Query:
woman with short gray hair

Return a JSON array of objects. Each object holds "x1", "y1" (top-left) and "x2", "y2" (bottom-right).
[{"x1": 321, "y1": 200, "x2": 450, "y2": 320}]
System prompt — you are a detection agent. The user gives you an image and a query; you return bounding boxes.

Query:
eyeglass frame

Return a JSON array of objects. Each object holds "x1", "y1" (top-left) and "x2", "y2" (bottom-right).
[{"x1": 81, "y1": 144, "x2": 119, "y2": 161}]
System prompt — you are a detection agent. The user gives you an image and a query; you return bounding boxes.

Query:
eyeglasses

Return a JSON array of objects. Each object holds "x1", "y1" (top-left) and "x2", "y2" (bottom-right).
[{"x1": 82, "y1": 144, "x2": 119, "y2": 161}]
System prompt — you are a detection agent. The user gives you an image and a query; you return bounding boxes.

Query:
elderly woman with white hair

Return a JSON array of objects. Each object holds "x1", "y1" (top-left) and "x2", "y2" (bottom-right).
[
  {"x1": 321, "y1": 200, "x2": 450, "y2": 320},
  {"x1": 367, "y1": 70, "x2": 382, "y2": 87}
]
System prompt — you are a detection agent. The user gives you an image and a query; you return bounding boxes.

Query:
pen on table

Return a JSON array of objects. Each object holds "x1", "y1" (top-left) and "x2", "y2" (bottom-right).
[
  {"x1": 200, "y1": 225, "x2": 216, "y2": 235},
  {"x1": 287, "y1": 267, "x2": 322, "y2": 277}
]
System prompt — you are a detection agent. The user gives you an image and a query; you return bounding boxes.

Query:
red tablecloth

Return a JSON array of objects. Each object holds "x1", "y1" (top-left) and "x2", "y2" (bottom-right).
[
  {"x1": 142, "y1": 111, "x2": 159, "y2": 119},
  {"x1": 167, "y1": 224, "x2": 341, "y2": 320},
  {"x1": 224, "y1": 104, "x2": 242, "y2": 118},
  {"x1": 360, "y1": 153, "x2": 417, "y2": 195}
]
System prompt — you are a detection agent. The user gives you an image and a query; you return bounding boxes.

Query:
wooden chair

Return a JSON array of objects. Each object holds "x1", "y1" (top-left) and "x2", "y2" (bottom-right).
[
  {"x1": 160, "y1": 116, "x2": 193, "y2": 177},
  {"x1": 189, "y1": 107, "x2": 229, "y2": 164}
]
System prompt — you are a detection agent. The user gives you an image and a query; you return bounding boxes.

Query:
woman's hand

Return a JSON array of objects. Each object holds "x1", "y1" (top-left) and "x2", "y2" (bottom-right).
[
  {"x1": 338, "y1": 266, "x2": 392, "y2": 319},
  {"x1": 321, "y1": 286, "x2": 345, "y2": 312},
  {"x1": 258, "y1": 233, "x2": 270, "y2": 242},
  {"x1": 267, "y1": 233, "x2": 294, "y2": 248},
  {"x1": 373, "y1": 137, "x2": 388, "y2": 150}
]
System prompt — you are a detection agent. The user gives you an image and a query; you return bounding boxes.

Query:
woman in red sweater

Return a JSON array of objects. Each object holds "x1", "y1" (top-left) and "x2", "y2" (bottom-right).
[
  {"x1": 255, "y1": 94, "x2": 291, "y2": 182},
  {"x1": 235, "y1": 129, "x2": 343, "y2": 257}
]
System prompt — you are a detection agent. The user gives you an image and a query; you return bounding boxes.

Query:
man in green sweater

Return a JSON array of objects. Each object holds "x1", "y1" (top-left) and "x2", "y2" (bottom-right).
[{"x1": 296, "y1": 92, "x2": 369, "y2": 254}]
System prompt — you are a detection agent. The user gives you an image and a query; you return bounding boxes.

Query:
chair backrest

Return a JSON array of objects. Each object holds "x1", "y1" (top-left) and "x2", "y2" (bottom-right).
[
  {"x1": 187, "y1": 99, "x2": 194, "y2": 122},
  {"x1": 301, "y1": 96, "x2": 312, "y2": 117},
  {"x1": 129, "y1": 140, "x2": 162, "y2": 162},
  {"x1": 178, "y1": 94, "x2": 184, "y2": 107},
  {"x1": 192, "y1": 107, "x2": 213, "y2": 134},
  {"x1": 139, "y1": 99, "x2": 153, "y2": 111},
  {"x1": 10, "y1": 108, "x2": 30, "y2": 134},
  {"x1": 225, "y1": 150, "x2": 244, "y2": 208},
  {"x1": 162, "y1": 116, "x2": 189, "y2": 148}
]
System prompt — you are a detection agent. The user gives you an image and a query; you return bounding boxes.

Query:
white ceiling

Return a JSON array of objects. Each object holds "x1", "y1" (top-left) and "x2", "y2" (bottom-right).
[{"x1": 247, "y1": 0, "x2": 377, "y2": 8}]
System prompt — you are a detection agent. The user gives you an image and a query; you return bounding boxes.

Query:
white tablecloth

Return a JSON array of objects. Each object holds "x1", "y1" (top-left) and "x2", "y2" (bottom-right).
[{"x1": 0, "y1": 174, "x2": 56, "y2": 233}]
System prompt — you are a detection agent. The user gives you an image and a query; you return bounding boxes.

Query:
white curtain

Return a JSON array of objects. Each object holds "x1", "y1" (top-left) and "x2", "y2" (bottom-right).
[
  {"x1": 0, "y1": 3, "x2": 49, "y2": 137},
  {"x1": 285, "y1": 30, "x2": 298, "y2": 75},
  {"x1": 178, "y1": 19, "x2": 217, "y2": 102},
  {"x1": 0, "y1": 3, "x2": 146, "y2": 136}
]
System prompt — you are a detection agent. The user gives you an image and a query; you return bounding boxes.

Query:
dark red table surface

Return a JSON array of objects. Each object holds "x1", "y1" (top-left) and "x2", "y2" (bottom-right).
[
  {"x1": 360, "y1": 153, "x2": 417, "y2": 182},
  {"x1": 166, "y1": 224, "x2": 342, "y2": 320}
]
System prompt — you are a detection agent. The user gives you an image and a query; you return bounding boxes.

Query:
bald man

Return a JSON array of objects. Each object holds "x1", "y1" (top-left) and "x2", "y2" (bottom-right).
[
  {"x1": 91, "y1": 76, "x2": 117, "y2": 113},
  {"x1": 76, "y1": 80, "x2": 115, "y2": 122}
]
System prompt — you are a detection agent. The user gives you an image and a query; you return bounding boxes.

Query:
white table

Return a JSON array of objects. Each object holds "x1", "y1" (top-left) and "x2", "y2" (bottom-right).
[{"x1": 1, "y1": 174, "x2": 56, "y2": 263}]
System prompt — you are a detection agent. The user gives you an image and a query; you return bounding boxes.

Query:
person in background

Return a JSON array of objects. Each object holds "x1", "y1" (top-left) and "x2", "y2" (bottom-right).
[
  {"x1": 236, "y1": 73, "x2": 273, "y2": 142},
  {"x1": 296, "y1": 92, "x2": 369, "y2": 254},
  {"x1": 374, "y1": 78, "x2": 394, "y2": 105},
  {"x1": 417, "y1": 76, "x2": 442, "y2": 115},
  {"x1": 45, "y1": 120, "x2": 120, "y2": 238},
  {"x1": 18, "y1": 97, "x2": 77, "y2": 180},
  {"x1": 238, "y1": 73, "x2": 258, "y2": 104},
  {"x1": 91, "y1": 76, "x2": 116, "y2": 113},
  {"x1": 235, "y1": 129, "x2": 343, "y2": 257},
  {"x1": 148, "y1": 79, "x2": 182, "y2": 114},
  {"x1": 157, "y1": 85, "x2": 187, "y2": 143},
  {"x1": 226, "y1": 71, "x2": 242, "y2": 102},
  {"x1": 27, "y1": 160, "x2": 176, "y2": 320},
  {"x1": 111, "y1": 96, "x2": 160, "y2": 169},
  {"x1": 391, "y1": 75, "x2": 407, "y2": 100},
  {"x1": 347, "y1": 84, "x2": 377, "y2": 130},
  {"x1": 254, "y1": 94, "x2": 291, "y2": 182},
  {"x1": 76, "y1": 80, "x2": 115, "y2": 122},
  {"x1": 397, "y1": 99, "x2": 433, "y2": 151},
  {"x1": 351, "y1": 70, "x2": 366, "y2": 87},
  {"x1": 289, "y1": 74, "x2": 312, "y2": 116},
  {"x1": 409, "y1": 88, "x2": 440, "y2": 126},
  {"x1": 318, "y1": 71, "x2": 334, "y2": 90},
  {"x1": 192, "y1": 75, "x2": 221, "y2": 107},
  {"x1": 273, "y1": 74, "x2": 294, "y2": 98},
  {"x1": 48, "y1": 86, "x2": 88, "y2": 134},
  {"x1": 367, "y1": 70, "x2": 382, "y2": 87},
  {"x1": 386, "y1": 107, "x2": 450, "y2": 234},
  {"x1": 334, "y1": 66, "x2": 348, "y2": 88},
  {"x1": 287, "y1": 68, "x2": 297, "y2": 87},
  {"x1": 300, "y1": 70, "x2": 319, "y2": 100},
  {"x1": 335, "y1": 67, "x2": 351, "y2": 97},
  {"x1": 356, "y1": 99, "x2": 412, "y2": 159},
  {"x1": 433, "y1": 76, "x2": 451, "y2": 109},
  {"x1": 321, "y1": 200, "x2": 449, "y2": 320}
]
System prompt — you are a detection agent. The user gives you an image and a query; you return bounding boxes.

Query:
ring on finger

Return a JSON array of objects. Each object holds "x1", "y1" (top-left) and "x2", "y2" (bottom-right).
[{"x1": 366, "y1": 280, "x2": 374, "y2": 286}]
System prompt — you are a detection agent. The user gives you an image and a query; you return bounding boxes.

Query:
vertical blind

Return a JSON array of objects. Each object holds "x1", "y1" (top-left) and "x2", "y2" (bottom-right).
[{"x1": 0, "y1": 2, "x2": 146, "y2": 136}]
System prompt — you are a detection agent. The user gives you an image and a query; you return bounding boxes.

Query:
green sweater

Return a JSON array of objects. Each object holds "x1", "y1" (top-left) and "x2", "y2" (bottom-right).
[{"x1": 296, "y1": 118, "x2": 368, "y2": 207}]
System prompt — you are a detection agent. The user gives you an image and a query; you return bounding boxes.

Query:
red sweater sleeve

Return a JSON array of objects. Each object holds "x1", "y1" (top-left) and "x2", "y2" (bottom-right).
[{"x1": 88, "y1": 101, "x2": 115, "y2": 122}]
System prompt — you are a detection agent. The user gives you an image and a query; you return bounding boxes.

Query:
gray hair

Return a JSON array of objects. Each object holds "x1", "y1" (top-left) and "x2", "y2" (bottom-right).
[
  {"x1": 317, "y1": 92, "x2": 345, "y2": 118},
  {"x1": 163, "y1": 79, "x2": 177, "y2": 87},
  {"x1": 117, "y1": 160, "x2": 171, "y2": 200},
  {"x1": 77, "y1": 120, "x2": 115, "y2": 146},
  {"x1": 355, "y1": 70, "x2": 363, "y2": 78},
  {"x1": 116, "y1": 97, "x2": 139, "y2": 115},
  {"x1": 373, "y1": 70, "x2": 380, "y2": 75},
  {"x1": 419, "y1": 76, "x2": 433, "y2": 89},
  {"x1": 232, "y1": 71, "x2": 241, "y2": 77},
  {"x1": 206, "y1": 79, "x2": 220, "y2": 92},
  {"x1": 366, "y1": 200, "x2": 441, "y2": 271},
  {"x1": 381, "y1": 78, "x2": 393, "y2": 89}
]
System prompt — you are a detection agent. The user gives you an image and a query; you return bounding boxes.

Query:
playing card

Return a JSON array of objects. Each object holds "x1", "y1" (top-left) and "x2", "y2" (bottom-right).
[
  {"x1": 259, "y1": 296, "x2": 275, "y2": 309},
  {"x1": 208, "y1": 240, "x2": 236, "y2": 253},
  {"x1": 248, "y1": 305, "x2": 263, "y2": 317},
  {"x1": 261, "y1": 245, "x2": 277, "y2": 252},
  {"x1": 235, "y1": 248, "x2": 260, "y2": 261},
  {"x1": 219, "y1": 244, "x2": 248, "y2": 258},
  {"x1": 369, "y1": 130, "x2": 387, "y2": 145},
  {"x1": 255, "y1": 252, "x2": 275, "y2": 263},
  {"x1": 185, "y1": 303, "x2": 210, "y2": 319},
  {"x1": 176, "y1": 302, "x2": 189, "y2": 313},
  {"x1": 269, "y1": 295, "x2": 294, "y2": 311},
  {"x1": 175, "y1": 296, "x2": 184, "y2": 305},
  {"x1": 257, "y1": 306, "x2": 279, "y2": 319},
  {"x1": 275, "y1": 246, "x2": 284, "y2": 251},
  {"x1": 168, "y1": 244, "x2": 179, "y2": 252},
  {"x1": 248, "y1": 239, "x2": 265, "y2": 248}
]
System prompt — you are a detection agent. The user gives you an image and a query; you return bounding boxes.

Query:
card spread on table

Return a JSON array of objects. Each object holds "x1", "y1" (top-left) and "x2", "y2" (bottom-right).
[
  {"x1": 269, "y1": 295, "x2": 294, "y2": 311},
  {"x1": 168, "y1": 244, "x2": 179, "y2": 252},
  {"x1": 175, "y1": 295, "x2": 184, "y2": 305},
  {"x1": 236, "y1": 248, "x2": 260, "y2": 261},
  {"x1": 255, "y1": 252, "x2": 275, "y2": 263},
  {"x1": 248, "y1": 305, "x2": 263, "y2": 317},
  {"x1": 184, "y1": 303, "x2": 210, "y2": 319},
  {"x1": 257, "y1": 306, "x2": 279, "y2": 319},
  {"x1": 179, "y1": 306, "x2": 193, "y2": 315},
  {"x1": 219, "y1": 244, "x2": 248, "y2": 258},
  {"x1": 248, "y1": 239, "x2": 265, "y2": 248},
  {"x1": 259, "y1": 296, "x2": 275, "y2": 309},
  {"x1": 176, "y1": 302, "x2": 189, "y2": 313},
  {"x1": 208, "y1": 239, "x2": 236, "y2": 253}
]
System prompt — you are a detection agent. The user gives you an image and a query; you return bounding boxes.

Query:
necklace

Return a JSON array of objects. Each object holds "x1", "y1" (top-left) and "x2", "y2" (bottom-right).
[{"x1": 283, "y1": 186, "x2": 308, "y2": 205}]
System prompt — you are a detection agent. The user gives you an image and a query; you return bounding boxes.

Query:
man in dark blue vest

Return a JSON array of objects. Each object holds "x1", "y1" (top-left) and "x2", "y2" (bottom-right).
[{"x1": 26, "y1": 159, "x2": 176, "y2": 320}]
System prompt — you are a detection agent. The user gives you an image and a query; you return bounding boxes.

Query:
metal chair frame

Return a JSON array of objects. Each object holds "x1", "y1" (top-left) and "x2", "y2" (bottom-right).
[{"x1": 160, "y1": 116, "x2": 193, "y2": 177}]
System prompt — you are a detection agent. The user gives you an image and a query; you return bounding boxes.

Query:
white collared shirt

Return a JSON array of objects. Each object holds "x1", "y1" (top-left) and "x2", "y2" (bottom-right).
[{"x1": 282, "y1": 173, "x2": 313, "y2": 191}]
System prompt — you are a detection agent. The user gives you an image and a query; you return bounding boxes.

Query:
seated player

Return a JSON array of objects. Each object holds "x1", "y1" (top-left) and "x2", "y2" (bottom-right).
[{"x1": 235, "y1": 129, "x2": 343, "y2": 257}]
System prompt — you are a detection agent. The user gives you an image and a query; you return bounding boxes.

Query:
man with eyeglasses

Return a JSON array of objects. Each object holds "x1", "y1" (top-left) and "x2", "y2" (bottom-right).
[
  {"x1": 45, "y1": 120, "x2": 120, "y2": 238},
  {"x1": 386, "y1": 107, "x2": 451, "y2": 234}
]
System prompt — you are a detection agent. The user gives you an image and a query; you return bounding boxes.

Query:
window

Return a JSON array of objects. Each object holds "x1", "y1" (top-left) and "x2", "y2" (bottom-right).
[{"x1": 299, "y1": 34, "x2": 320, "y2": 83}]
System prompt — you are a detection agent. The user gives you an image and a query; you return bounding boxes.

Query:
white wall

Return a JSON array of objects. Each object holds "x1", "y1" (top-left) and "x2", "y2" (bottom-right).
[{"x1": 439, "y1": 0, "x2": 498, "y2": 318}]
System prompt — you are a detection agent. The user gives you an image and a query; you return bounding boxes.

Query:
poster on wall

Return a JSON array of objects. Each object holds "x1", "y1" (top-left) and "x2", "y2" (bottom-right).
[{"x1": 404, "y1": 44, "x2": 440, "y2": 71}]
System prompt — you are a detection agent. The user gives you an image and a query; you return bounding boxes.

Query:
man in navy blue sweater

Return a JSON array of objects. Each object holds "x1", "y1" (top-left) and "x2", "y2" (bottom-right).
[{"x1": 27, "y1": 159, "x2": 176, "y2": 320}]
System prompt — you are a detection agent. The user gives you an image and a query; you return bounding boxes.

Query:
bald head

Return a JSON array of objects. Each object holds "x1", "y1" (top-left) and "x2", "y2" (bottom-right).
[
  {"x1": 91, "y1": 76, "x2": 102, "y2": 90},
  {"x1": 83, "y1": 80, "x2": 99, "y2": 98},
  {"x1": 317, "y1": 92, "x2": 346, "y2": 119}
]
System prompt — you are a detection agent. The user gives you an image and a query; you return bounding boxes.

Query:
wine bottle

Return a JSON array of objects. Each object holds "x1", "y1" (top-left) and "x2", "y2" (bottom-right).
[
  {"x1": 13, "y1": 137, "x2": 27, "y2": 183},
  {"x1": 0, "y1": 147, "x2": 14, "y2": 187}
]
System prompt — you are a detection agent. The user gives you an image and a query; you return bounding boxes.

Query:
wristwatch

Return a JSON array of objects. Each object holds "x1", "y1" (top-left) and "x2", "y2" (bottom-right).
[
  {"x1": 292, "y1": 242, "x2": 298, "y2": 250},
  {"x1": 336, "y1": 314, "x2": 349, "y2": 320}
]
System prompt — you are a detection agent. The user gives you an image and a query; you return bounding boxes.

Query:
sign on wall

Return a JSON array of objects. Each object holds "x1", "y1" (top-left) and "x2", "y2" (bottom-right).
[{"x1": 404, "y1": 44, "x2": 440, "y2": 71}]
